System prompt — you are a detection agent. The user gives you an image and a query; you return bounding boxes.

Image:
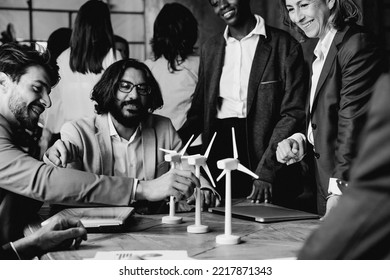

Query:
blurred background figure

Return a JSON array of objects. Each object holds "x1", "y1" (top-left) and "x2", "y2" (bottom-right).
[
  {"x1": 36, "y1": 27, "x2": 73, "y2": 154},
  {"x1": 41, "y1": 0, "x2": 120, "y2": 158},
  {"x1": 46, "y1": 27, "x2": 72, "y2": 66},
  {"x1": 144, "y1": 2, "x2": 201, "y2": 154},
  {"x1": 114, "y1": 34, "x2": 130, "y2": 59},
  {"x1": 0, "y1": 23, "x2": 17, "y2": 45}
]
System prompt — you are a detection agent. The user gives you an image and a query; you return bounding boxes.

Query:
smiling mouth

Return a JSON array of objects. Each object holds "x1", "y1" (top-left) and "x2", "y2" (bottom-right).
[
  {"x1": 31, "y1": 105, "x2": 44, "y2": 116},
  {"x1": 301, "y1": 20, "x2": 314, "y2": 29},
  {"x1": 123, "y1": 104, "x2": 139, "y2": 111},
  {"x1": 222, "y1": 10, "x2": 235, "y2": 19}
]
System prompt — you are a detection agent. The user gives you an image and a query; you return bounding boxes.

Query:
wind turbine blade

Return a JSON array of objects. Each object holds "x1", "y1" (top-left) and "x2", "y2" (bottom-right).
[
  {"x1": 204, "y1": 132, "x2": 217, "y2": 158},
  {"x1": 202, "y1": 164, "x2": 216, "y2": 188},
  {"x1": 159, "y1": 148, "x2": 175, "y2": 154},
  {"x1": 232, "y1": 127, "x2": 238, "y2": 159},
  {"x1": 180, "y1": 135, "x2": 194, "y2": 155},
  {"x1": 216, "y1": 170, "x2": 227, "y2": 182},
  {"x1": 237, "y1": 164, "x2": 259, "y2": 179}
]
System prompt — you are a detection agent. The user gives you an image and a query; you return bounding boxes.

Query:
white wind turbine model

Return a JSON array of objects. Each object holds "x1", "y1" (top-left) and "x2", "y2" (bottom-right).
[
  {"x1": 186, "y1": 132, "x2": 218, "y2": 234},
  {"x1": 216, "y1": 127, "x2": 259, "y2": 245},
  {"x1": 160, "y1": 135, "x2": 194, "y2": 224}
]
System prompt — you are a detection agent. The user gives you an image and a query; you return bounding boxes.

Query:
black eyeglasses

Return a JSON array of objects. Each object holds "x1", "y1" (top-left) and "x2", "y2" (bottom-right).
[{"x1": 118, "y1": 80, "x2": 151, "y2": 96}]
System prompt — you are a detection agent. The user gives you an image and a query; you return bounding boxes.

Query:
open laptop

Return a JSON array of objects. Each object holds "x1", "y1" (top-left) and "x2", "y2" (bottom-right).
[{"x1": 209, "y1": 204, "x2": 319, "y2": 223}]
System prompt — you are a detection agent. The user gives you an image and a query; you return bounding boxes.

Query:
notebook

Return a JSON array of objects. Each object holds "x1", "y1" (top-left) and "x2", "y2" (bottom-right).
[
  {"x1": 41, "y1": 207, "x2": 134, "y2": 231},
  {"x1": 209, "y1": 204, "x2": 319, "y2": 223}
]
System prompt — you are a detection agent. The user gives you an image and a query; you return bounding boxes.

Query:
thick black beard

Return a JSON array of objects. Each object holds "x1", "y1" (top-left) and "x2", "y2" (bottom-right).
[
  {"x1": 9, "y1": 98, "x2": 40, "y2": 131},
  {"x1": 108, "y1": 100, "x2": 149, "y2": 128}
]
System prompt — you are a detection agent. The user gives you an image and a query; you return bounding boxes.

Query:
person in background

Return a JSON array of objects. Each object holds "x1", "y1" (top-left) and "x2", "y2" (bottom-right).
[
  {"x1": 0, "y1": 43, "x2": 195, "y2": 244},
  {"x1": 44, "y1": 59, "x2": 218, "y2": 214},
  {"x1": 1, "y1": 216, "x2": 87, "y2": 260},
  {"x1": 276, "y1": 0, "x2": 386, "y2": 217},
  {"x1": 298, "y1": 73, "x2": 390, "y2": 259},
  {"x1": 35, "y1": 27, "x2": 73, "y2": 157},
  {"x1": 42, "y1": 0, "x2": 120, "y2": 154},
  {"x1": 46, "y1": 27, "x2": 72, "y2": 66},
  {"x1": 114, "y1": 35, "x2": 130, "y2": 59},
  {"x1": 178, "y1": 0, "x2": 307, "y2": 203},
  {"x1": 144, "y1": 3, "x2": 201, "y2": 154}
]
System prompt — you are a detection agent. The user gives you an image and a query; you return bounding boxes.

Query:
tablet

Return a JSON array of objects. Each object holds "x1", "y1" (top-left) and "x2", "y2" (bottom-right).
[
  {"x1": 209, "y1": 204, "x2": 319, "y2": 223},
  {"x1": 41, "y1": 207, "x2": 134, "y2": 230}
]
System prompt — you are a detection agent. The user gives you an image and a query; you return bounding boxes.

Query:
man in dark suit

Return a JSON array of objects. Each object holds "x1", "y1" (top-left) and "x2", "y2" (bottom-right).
[
  {"x1": 276, "y1": 0, "x2": 386, "y2": 216},
  {"x1": 179, "y1": 0, "x2": 307, "y2": 204},
  {"x1": 298, "y1": 73, "x2": 390, "y2": 259}
]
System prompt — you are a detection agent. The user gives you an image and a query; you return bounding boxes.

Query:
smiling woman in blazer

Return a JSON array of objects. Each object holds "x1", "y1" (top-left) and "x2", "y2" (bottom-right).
[
  {"x1": 178, "y1": 0, "x2": 307, "y2": 204},
  {"x1": 276, "y1": 0, "x2": 386, "y2": 216}
]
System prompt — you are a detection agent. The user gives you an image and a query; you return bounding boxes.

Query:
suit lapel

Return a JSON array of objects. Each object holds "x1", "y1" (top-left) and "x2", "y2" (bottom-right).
[
  {"x1": 95, "y1": 114, "x2": 114, "y2": 175},
  {"x1": 207, "y1": 37, "x2": 225, "y2": 114},
  {"x1": 247, "y1": 34, "x2": 271, "y2": 113},
  {"x1": 311, "y1": 27, "x2": 349, "y2": 113},
  {"x1": 141, "y1": 116, "x2": 156, "y2": 180}
]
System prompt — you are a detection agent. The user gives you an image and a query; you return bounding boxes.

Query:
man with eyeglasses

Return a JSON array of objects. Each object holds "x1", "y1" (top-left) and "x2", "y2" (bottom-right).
[
  {"x1": 178, "y1": 0, "x2": 306, "y2": 206},
  {"x1": 45, "y1": 59, "x2": 218, "y2": 214}
]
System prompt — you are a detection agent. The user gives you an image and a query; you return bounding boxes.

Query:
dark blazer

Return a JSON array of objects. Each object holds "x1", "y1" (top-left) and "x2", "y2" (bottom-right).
[
  {"x1": 307, "y1": 24, "x2": 385, "y2": 212},
  {"x1": 298, "y1": 74, "x2": 390, "y2": 259},
  {"x1": 0, "y1": 242, "x2": 18, "y2": 260},
  {"x1": 179, "y1": 25, "x2": 307, "y2": 185}
]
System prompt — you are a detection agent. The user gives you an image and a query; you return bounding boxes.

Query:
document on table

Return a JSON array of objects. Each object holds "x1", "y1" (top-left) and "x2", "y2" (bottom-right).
[{"x1": 89, "y1": 250, "x2": 192, "y2": 260}]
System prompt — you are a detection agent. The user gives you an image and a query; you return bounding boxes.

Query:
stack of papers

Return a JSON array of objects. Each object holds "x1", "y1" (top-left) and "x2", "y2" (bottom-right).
[{"x1": 90, "y1": 250, "x2": 192, "y2": 260}]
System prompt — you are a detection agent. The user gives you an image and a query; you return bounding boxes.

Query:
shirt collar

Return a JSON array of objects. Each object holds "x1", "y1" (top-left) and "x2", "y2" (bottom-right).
[
  {"x1": 108, "y1": 113, "x2": 119, "y2": 137},
  {"x1": 107, "y1": 113, "x2": 141, "y2": 142},
  {"x1": 223, "y1": 14, "x2": 267, "y2": 42},
  {"x1": 314, "y1": 28, "x2": 337, "y2": 59}
]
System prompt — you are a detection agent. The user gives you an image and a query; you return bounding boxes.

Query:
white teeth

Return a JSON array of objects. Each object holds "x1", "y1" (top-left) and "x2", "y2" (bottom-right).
[
  {"x1": 303, "y1": 21, "x2": 313, "y2": 28},
  {"x1": 223, "y1": 10, "x2": 234, "y2": 18}
]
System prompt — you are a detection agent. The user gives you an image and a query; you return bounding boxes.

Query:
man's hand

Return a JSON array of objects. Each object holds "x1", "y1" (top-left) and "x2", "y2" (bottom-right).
[
  {"x1": 44, "y1": 139, "x2": 78, "y2": 167},
  {"x1": 276, "y1": 138, "x2": 305, "y2": 165},
  {"x1": 136, "y1": 169, "x2": 197, "y2": 202},
  {"x1": 186, "y1": 187, "x2": 221, "y2": 210},
  {"x1": 247, "y1": 180, "x2": 273, "y2": 203},
  {"x1": 14, "y1": 217, "x2": 87, "y2": 259}
]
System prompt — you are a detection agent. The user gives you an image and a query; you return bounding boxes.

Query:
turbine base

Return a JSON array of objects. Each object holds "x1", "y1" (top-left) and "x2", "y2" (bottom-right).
[
  {"x1": 216, "y1": 234, "x2": 241, "y2": 245},
  {"x1": 162, "y1": 216, "x2": 182, "y2": 224},
  {"x1": 187, "y1": 224, "x2": 209, "y2": 234}
]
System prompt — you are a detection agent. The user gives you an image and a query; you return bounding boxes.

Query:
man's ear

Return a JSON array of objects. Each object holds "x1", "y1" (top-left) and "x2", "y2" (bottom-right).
[
  {"x1": 0, "y1": 72, "x2": 8, "y2": 93},
  {"x1": 0, "y1": 72, "x2": 13, "y2": 95}
]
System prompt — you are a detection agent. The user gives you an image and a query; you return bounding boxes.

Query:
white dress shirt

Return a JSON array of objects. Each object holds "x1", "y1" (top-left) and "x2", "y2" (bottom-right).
[
  {"x1": 217, "y1": 14, "x2": 266, "y2": 119},
  {"x1": 108, "y1": 113, "x2": 143, "y2": 201}
]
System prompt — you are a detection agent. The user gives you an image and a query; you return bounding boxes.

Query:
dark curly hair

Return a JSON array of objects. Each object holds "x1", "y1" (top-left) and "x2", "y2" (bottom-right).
[
  {"x1": 0, "y1": 42, "x2": 60, "y2": 87},
  {"x1": 91, "y1": 59, "x2": 163, "y2": 115},
  {"x1": 150, "y1": 3, "x2": 198, "y2": 72}
]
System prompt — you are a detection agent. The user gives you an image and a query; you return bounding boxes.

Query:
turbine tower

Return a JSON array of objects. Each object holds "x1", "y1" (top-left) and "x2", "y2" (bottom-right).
[
  {"x1": 216, "y1": 128, "x2": 259, "y2": 244},
  {"x1": 186, "y1": 132, "x2": 218, "y2": 233},
  {"x1": 160, "y1": 135, "x2": 194, "y2": 224}
]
